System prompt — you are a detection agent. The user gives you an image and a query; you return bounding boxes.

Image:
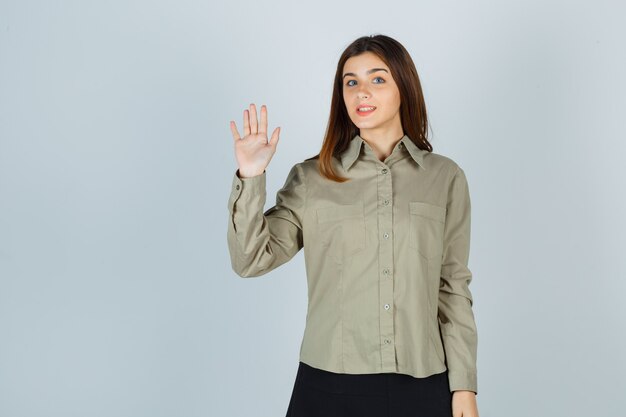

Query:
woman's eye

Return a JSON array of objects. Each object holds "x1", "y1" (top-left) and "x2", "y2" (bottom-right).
[{"x1": 345, "y1": 77, "x2": 385, "y2": 87}]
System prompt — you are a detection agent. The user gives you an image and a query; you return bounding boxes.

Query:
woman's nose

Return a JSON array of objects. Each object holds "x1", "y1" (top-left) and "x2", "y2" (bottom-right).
[{"x1": 357, "y1": 89, "x2": 370, "y2": 99}]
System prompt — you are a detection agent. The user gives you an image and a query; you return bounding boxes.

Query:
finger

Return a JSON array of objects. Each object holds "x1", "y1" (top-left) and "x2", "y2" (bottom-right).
[
  {"x1": 249, "y1": 103, "x2": 258, "y2": 135},
  {"x1": 269, "y1": 126, "x2": 280, "y2": 149},
  {"x1": 259, "y1": 104, "x2": 267, "y2": 138},
  {"x1": 230, "y1": 120, "x2": 241, "y2": 141},
  {"x1": 243, "y1": 109, "x2": 250, "y2": 137}
]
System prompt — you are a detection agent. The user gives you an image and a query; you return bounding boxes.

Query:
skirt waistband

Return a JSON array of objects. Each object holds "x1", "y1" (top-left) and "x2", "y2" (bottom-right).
[{"x1": 295, "y1": 361, "x2": 448, "y2": 397}]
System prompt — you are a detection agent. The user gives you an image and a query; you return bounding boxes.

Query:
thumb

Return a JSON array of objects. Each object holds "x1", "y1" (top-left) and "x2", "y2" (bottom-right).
[{"x1": 269, "y1": 126, "x2": 280, "y2": 149}]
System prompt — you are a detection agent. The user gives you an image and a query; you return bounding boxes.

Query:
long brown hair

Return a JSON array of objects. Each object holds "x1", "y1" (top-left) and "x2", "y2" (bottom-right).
[{"x1": 305, "y1": 34, "x2": 432, "y2": 182}]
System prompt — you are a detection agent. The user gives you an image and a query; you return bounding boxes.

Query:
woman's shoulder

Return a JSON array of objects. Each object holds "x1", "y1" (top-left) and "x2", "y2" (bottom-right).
[
  {"x1": 294, "y1": 155, "x2": 321, "y2": 174},
  {"x1": 424, "y1": 150, "x2": 464, "y2": 172}
]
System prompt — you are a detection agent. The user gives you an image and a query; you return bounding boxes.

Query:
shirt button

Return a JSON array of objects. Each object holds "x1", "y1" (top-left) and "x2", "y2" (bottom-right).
[
  {"x1": 383, "y1": 232, "x2": 389, "y2": 239},
  {"x1": 236, "y1": 184, "x2": 240, "y2": 190},
  {"x1": 381, "y1": 168, "x2": 388, "y2": 174},
  {"x1": 383, "y1": 268, "x2": 389, "y2": 275},
  {"x1": 384, "y1": 304, "x2": 390, "y2": 310},
  {"x1": 383, "y1": 199, "x2": 390, "y2": 205},
  {"x1": 384, "y1": 339, "x2": 391, "y2": 344}
]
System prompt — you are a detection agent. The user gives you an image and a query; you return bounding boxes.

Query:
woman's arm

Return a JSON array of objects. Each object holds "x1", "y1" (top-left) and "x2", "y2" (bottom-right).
[
  {"x1": 226, "y1": 163, "x2": 305, "y2": 277},
  {"x1": 438, "y1": 166, "x2": 479, "y2": 395},
  {"x1": 226, "y1": 103, "x2": 304, "y2": 277}
]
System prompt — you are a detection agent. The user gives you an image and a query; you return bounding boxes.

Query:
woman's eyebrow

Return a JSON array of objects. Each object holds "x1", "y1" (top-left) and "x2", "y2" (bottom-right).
[{"x1": 343, "y1": 68, "x2": 389, "y2": 79}]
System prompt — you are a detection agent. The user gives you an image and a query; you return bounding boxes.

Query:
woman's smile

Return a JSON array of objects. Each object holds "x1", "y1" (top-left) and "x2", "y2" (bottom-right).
[{"x1": 356, "y1": 106, "x2": 377, "y2": 116}]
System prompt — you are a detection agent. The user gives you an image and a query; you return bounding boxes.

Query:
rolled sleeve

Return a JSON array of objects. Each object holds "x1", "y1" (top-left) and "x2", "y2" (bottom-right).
[
  {"x1": 438, "y1": 166, "x2": 478, "y2": 395},
  {"x1": 226, "y1": 163, "x2": 306, "y2": 278}
]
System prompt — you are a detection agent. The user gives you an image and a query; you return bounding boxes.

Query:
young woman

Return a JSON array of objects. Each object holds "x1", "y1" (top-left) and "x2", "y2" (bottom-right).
[{"x1": 227, "y1": 34, "x2": 480, "y2": 417}]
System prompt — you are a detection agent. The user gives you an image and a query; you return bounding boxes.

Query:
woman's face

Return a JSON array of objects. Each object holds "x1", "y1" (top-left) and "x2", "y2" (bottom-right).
[{"x1": 342, "y1": 52, "x2": 402, "y2": 133}]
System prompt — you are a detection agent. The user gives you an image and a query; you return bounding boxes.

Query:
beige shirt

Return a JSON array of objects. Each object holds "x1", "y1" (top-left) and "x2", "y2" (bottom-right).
[{"x1": 226, "y1": 133, "x2": 478, "y2": 394}]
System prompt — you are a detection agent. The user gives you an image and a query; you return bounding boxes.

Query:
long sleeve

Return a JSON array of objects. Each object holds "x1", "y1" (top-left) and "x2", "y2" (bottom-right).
[
  {"x1": 226, "y1": 163, "x2": 306, "y2": 278},
  {"x1": 438, "y1": 166, "x2": 478, "y2": 395}
]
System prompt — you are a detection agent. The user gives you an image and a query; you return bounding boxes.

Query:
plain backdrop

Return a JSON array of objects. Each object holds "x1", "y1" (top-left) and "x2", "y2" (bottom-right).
[{"x1": 1, "y1": 1, "x2": 625, "y2": 416}]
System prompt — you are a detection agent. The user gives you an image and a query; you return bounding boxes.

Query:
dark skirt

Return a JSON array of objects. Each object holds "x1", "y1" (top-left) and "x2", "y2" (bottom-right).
[{"x1": 285, "y1": 361, "x2": 453, "y2": 417}]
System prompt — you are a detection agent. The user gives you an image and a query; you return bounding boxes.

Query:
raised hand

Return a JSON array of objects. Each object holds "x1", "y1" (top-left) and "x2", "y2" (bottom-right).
[{"x1": 230, "y1": 103, "x2": 281, "y2": 178}]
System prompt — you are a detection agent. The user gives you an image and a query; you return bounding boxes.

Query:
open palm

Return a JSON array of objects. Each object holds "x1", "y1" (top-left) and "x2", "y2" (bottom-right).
[{"x1": 230, "y1": 103, "x2": 281, "y2": 178}]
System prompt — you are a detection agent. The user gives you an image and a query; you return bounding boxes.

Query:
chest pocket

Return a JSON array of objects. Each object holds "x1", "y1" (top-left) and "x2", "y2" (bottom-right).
[
  {"x1": 408, "y1": 201, "x2": 447, "y2": 260},
  {"x1": 316, "y1": 203, "x2": 366, "y2": 263}
]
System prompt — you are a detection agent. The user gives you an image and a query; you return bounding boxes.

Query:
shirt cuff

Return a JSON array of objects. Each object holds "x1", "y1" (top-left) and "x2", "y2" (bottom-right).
[
  {"x1": 448, "y1": 370, "x2": 478, "y2": 395},
  {"x1": 227, "y1": 169, "x2": 266, "y2": 213}
]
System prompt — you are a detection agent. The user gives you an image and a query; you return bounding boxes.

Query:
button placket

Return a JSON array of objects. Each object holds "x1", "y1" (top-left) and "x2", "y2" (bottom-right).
[{"x1": 377, "y1": 162, "x2": 396, "y2": 371}]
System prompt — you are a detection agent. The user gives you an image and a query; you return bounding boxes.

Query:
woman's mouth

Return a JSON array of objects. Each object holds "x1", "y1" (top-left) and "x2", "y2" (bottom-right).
[{"x1": 356, "y1": 106, "x2": 377, "y2": 117}]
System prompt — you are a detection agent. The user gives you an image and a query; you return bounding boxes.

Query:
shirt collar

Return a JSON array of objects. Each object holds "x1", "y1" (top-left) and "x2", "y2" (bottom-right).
[{"x1": 340, "y1": 133, "x2": 427, "y2": 171}]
